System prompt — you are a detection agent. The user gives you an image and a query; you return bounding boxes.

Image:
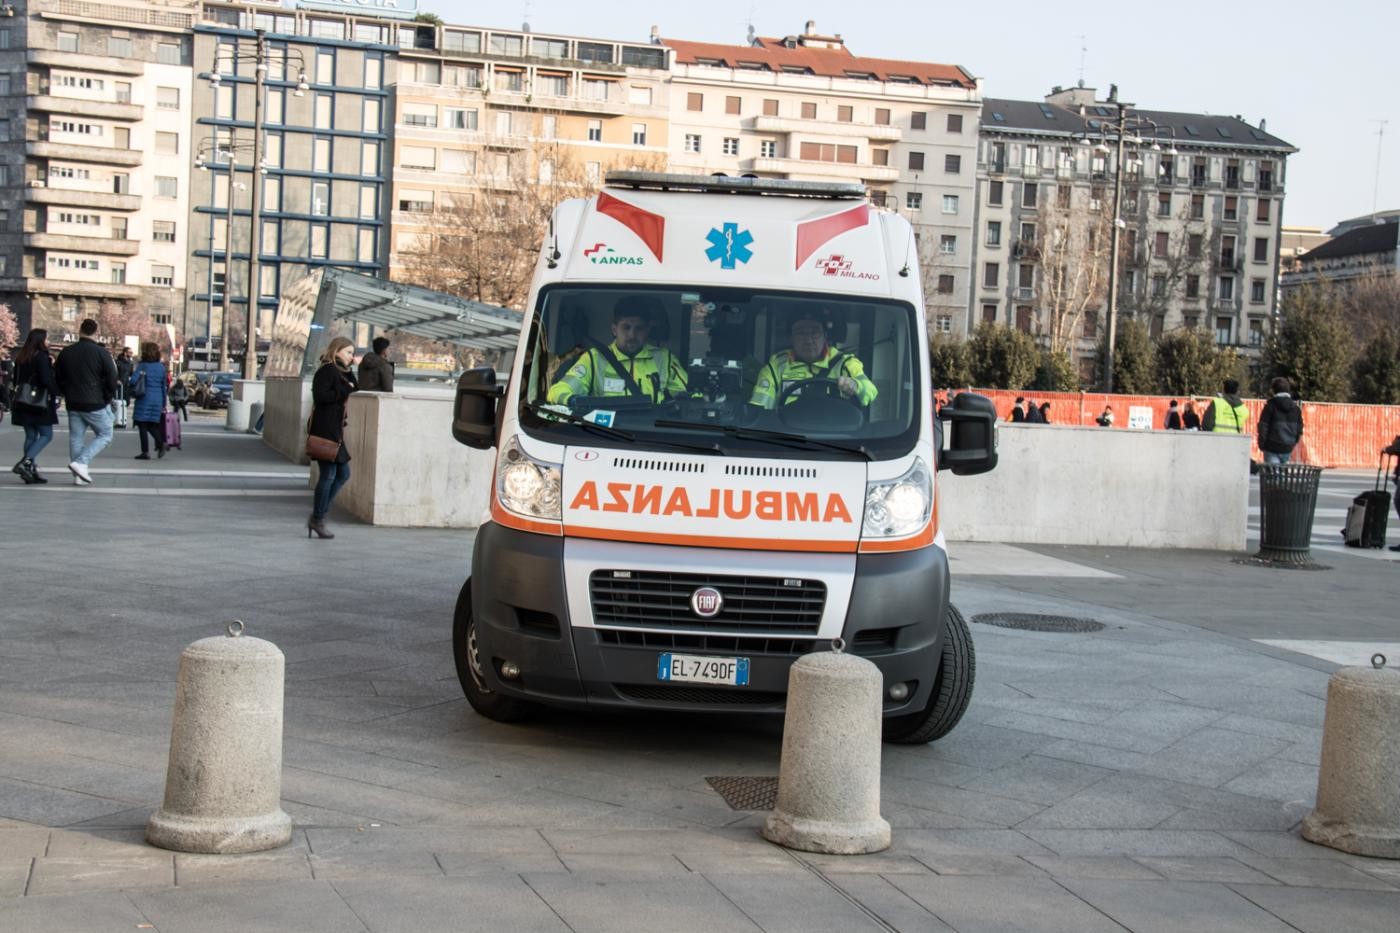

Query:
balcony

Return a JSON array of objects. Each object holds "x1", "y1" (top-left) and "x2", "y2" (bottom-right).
[
  {"x1": 1011, "y1": 240, "x2": 1040, "y2": 259},
  {"x1": 28, "y1": 95, "x2": 144, "y2": 122},
  {"x1": 27, "y1": 49, "x2": 144, "y2": 76},
  {"x1": 12, "y1": 276, "x2": 143, "y2": 300},
  {"x1": 745, "y1": 157, "x2": 899, "y2": 183},
  {"x1": 27, "y1": 187, "x2": 142, "y2": 212},
  {"x1": 24, "y1": 233, "x2": 141, "y2": 256},
  {"x1": 752, "y1": 115, "x2": 903, "y2": 141},
  {"x1": 485, "y1": 87, "x2": 631, "y2": 115},
  {"x1": 27, "y1": 140, "x2": 143, "y2": 166},
  {"x1": 988, "y1": 160, "x2": 1007, "y2": 174}
]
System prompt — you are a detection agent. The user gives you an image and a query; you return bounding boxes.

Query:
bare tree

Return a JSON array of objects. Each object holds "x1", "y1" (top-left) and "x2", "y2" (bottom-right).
[
  {"x1": 1030, "y1": 183, "x2": 1113, "y2": 357},
  {"x1": 1338, "y1": 272, "x2": 1400, "y2": 345},
  {"x1": 1122, "y1": 203, "x2": 1207, "y2": 326},
  {"x1": 96, "y1": 301, "x2": 171, "y2": 351},
  {"x1": 397, "y1": 145, "x2": 664, "y2": 311}
]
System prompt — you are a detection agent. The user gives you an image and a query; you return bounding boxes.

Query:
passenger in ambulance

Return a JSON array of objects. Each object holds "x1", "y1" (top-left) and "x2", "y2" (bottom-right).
[
  {"x1": 749, "y1": 313, "x2": 877, "y2": 410},
  {"x1": 546, "y1": 295, "x2": 688, "y2": 406}
]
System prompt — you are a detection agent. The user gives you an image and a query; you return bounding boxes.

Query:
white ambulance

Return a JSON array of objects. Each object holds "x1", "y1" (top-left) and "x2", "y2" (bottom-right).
[{"x1": 452, "y1": 173, "x2": 997, "y2": 743}]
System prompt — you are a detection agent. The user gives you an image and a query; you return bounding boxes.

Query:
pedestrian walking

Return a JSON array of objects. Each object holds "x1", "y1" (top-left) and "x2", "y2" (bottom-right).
[
  {"x1": 9, "y1": 329, "x2": 59, "y2": 484},
  {"x1": 53, "y1": 318, "x2": 119, "y2": 485},
  {"x1": 113, "y1": 346, "x2": 134, "y2": 428},
  {"x1": 1202, "y1": 379, "x2": 1249, "y2": 435},
  {"x1": 306, "y1": 336, "x2": 358, "y2": 539},
  {"x1": 168, "y1": 376, "x2": 190, "y2": 421},
  {"x1": 1010, "y1": 396, "x2": 1026, "y2": 422},
  {"x1": 1024, "y1": 399, "x2": 1043, "y2": 424},
  {"x1": 1257, "y1": 377, "x2": 1303, "y2": 465},
  {"x1": 1165, "y1": 400, "x2": 1183, "y2": 430},
  {"x1": 357, "y1": 336, "x2": 395, "y2": 392},
  {"x1": 1182, "y1": 400, "x2": 1201, "y2": 430},
  {"x1": 130, "y1": 342, "x2": 169, "y2": 460},
  {"x1": 1096, "y1": 405, "x2": 1114, "y2": 427},
  {"x1": 1038, "y1": 402, "x2": 1052, "y2": 424}
]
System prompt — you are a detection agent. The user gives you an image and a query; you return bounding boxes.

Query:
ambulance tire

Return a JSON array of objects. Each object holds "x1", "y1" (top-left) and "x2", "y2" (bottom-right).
[
  {"x1": 452, "y1": 579, "x2": 537, "y2": 723},
  {"x1": 882, "y1": 604, "x2": 975, "y2": 745}
]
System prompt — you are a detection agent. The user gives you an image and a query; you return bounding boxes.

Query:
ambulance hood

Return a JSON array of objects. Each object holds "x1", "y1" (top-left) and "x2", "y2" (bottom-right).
[
  {"x1": 556, "y1": 188, "x2": 904, "y2": 298},
  {"x1": 560, "y1": 446, "x2": 868, "y2": 552}
]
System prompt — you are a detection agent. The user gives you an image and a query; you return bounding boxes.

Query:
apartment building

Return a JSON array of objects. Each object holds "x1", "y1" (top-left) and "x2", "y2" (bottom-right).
[
  {"x1": 974, "y1": 86, "x2": 1296, "y2": 374},
  {"x1": 1, "y1": 0, "x2": 196, "y2": 339},
  {"x1": 1281, "y1": 218, "x2": 1398, "y2": 295},
  {"x1": 388, "y1": 24, "x2": 670, "y2": 279},
  {"x1": 188, "y1": 2, "x2": 396, "y2": 344},
  {"x1": 664, "y1": 23, "x2": 982, "y2": 337}
]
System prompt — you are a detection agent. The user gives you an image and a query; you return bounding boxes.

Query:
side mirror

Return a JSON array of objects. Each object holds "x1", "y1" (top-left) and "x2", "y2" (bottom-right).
[
  {"x1": 938, "y1": 391, "x2": 998, "y2": 475},
  {"x1": 452, "y1": 367, "x2": 505, "y2": 450}
]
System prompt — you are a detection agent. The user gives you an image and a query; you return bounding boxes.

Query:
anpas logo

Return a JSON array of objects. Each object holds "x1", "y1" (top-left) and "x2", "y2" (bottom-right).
[
  {"x1": 568, "y1": 481, "x2": 853, "y2": 524},
  {"x1": 814, "y1": 253, "x2": 880, "y2": 281},
  {"x1": 704, "y1": 222, "x2": 754, "y2": 270},
  {"x1": 583, "y1": 243, "x2": 644, "y2": 266}
]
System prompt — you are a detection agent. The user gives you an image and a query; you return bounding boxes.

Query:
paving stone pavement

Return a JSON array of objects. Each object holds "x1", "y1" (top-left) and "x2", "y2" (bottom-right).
[{"x1": 1, "y1": 422, "x2": 1399, "y2": 931}]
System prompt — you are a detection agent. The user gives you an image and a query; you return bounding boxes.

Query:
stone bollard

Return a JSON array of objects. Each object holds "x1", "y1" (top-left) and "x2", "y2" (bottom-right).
[
  {"x1": 225, "y1": 399, "x2": 250, "y2": 432},
  {"x1": 147, "y1": 621, "x2": 292, "y2": 854},
  {"x1": 1301, "y1": 654, "x2": 1400, "y2": 859},
  {"x1": 761, "y1": 644, "x2": 890, "y2": 854}
]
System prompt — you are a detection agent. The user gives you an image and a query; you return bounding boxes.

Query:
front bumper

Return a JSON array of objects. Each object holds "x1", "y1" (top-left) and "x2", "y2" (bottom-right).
[{"x1": 469, "y1": 522, "x2": 948, "y2": 716}]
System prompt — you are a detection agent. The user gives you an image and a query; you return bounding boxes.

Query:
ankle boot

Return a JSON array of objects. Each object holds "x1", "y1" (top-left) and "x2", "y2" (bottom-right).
[
  {"x1": 27, "y1": 461, "x2": 47, "y2": 485},
  {"x1": 308, "y1": 516, "x2": 334, "y2": 539},
  {"x1": 13, "y1": 459, "x2": 35, "y2": 484}
]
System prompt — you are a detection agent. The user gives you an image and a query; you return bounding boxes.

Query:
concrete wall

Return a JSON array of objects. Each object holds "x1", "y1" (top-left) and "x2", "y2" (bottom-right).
[
  {"x1": 336, "y1": 389, "x2": 494, "y2": 528},
  {"x1": 263, "y1": 377, "x2": 313, "y2": 466},
  {"x1": 939, "y1": 423, "x2": 1252, "y2": 549}
]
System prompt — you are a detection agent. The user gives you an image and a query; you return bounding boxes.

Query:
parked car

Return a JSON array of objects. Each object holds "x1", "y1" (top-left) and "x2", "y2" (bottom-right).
[{"x1": 194, "y1": 371, "x2": 239, "y2": 409}]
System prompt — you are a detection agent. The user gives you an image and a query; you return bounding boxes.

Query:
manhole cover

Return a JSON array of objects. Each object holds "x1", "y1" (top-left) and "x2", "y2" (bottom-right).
[
  {"x1": 706, "y1": 776, "x2": 779, "y2": 811},
  {"x1": 971, "y1": 613, "x2": 1105, "y2": 633}
]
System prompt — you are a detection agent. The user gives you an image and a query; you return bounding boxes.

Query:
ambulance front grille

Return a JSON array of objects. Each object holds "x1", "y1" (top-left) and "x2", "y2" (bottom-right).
[
  {"x1": 612, "y1": 457, "x2": 706, "y2": 473},
  {"x1": 723, "y1": 465, "x2": 818, "y2": 478},
  {"x1": 589, "y1": 570, "x2": 825, "y2": 634}
]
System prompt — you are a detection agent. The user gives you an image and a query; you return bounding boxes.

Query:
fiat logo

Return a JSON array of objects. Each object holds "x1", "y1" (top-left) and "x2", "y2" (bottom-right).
[
  {"x1": 690, "y1": 587, "x2": 724, "y2": 618},
  {"x1": 574, "y1": 450, "x2": 599, "y2": 461}
]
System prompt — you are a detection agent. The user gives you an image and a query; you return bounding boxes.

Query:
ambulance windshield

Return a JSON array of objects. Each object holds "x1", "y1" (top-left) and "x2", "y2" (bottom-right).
[{"x1": 520, "y1": 286, "x2": 921, "y2": 459}]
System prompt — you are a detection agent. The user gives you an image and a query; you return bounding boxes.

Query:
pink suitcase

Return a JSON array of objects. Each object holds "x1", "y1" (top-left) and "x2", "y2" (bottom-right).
[{"x1": 162, "y1": 410, "x2": 182, "y2": 450}]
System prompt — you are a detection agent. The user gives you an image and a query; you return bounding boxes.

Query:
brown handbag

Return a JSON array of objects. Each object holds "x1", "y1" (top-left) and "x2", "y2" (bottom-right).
[{"x1": 304, "y1": 412, "x2": 340, "y2": 461}]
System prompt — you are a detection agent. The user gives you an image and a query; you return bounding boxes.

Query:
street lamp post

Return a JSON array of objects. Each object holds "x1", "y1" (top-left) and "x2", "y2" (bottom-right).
[
  {"x1": 208, "y1": 29, "x2": 307, "y2": 380},
  {"x1": 197, "y1": 137, "x2": 253, "y2": 374},
  {"x1": 1077, "y1": 89, "x2": 1176, "y2": 394}
]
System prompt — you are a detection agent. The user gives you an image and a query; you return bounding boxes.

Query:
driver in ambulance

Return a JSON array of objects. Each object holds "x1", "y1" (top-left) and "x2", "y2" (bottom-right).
[
  {"x1": 749, "y1": 312, "x2": 877, "y2": 410},
  {"x1": 547, "y1": 295, "x2": 689, "y2": 405}
]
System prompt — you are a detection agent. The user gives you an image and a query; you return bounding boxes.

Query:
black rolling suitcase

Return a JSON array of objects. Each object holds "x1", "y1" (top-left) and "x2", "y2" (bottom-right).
[{"x1": 1342, "y1": 451, "x2": 1395, "y2": 548}]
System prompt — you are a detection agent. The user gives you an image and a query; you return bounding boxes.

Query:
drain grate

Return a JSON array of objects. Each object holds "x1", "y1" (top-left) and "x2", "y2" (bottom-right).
[
  {"x1": 972, "y1": 613, "x2": 1106, "y2": 633},
  {"x1": 706, "y1": 776, "x2": 779, "y2": 811}
]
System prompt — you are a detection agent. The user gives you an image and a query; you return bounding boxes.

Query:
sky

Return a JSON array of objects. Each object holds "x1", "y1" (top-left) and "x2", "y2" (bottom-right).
[{"x1": 423, "y1": 0, "x2": 1398, "y2": 232}]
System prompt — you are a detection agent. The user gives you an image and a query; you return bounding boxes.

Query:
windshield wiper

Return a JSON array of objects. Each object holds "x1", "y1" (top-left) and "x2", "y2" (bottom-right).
[
  {"x1": 524, "y1": 403, "x2": 721, "y2": 455},
  {"x1": 653, "y1": 419, "x2": 873, "y2": 461}
]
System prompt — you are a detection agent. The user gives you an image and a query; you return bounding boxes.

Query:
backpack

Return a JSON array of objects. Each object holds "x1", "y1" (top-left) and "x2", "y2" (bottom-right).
[{"x1": 132, "y1": 367, "x2": 148, "y2": 400}]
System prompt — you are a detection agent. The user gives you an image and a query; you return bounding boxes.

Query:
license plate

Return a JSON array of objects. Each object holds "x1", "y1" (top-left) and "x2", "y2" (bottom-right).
[{"x1": 657, "y1": 653, "x2": 750, "y2": 686}]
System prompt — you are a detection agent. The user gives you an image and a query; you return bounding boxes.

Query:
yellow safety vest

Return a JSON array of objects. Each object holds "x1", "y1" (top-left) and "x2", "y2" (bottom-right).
[
  {"x1": 1209, "y1": 396, "x2": 1250, "y2": 433},
  {"x1": 546, "y1": 343, "x2": 687, "y2": 405},
  {"x1": 749, "y1": 346, "x2": 877, "y2": 410}
]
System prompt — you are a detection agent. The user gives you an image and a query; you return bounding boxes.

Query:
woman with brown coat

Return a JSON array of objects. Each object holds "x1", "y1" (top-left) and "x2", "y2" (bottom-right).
[{"x1": 307, "y1": 336, "x2": 357, "y2": 539}]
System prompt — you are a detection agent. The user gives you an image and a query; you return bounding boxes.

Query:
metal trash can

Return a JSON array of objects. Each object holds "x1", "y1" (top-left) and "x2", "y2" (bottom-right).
[{"x1": 1256, "y1": 463, "x2": 1323, "y2": 563}]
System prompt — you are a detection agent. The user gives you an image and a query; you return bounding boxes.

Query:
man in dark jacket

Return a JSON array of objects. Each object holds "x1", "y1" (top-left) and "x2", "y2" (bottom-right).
[
  {"x1": 357, "y1": 336, "x2": 395, "y2": 392},
  {"x1": 54, "y1": 318, "x2": 119, "y2": 484},
  {"x1": 1257, "y1": 377, "x2": 1304, "y2": 465}
]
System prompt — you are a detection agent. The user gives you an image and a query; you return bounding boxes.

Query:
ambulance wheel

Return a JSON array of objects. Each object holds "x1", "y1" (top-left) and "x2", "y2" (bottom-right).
[
  {"x1": 452, "y1": 579, "x2": 537, "y2": 723},
  {"x1": 882, "y1": 604, "x2": 975, "y2": 744}
]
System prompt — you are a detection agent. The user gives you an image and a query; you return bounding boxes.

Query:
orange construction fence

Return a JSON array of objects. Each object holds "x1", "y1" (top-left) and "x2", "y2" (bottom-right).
[{"x1": 951, "y1": 388, "x2": 1400, "y2": 470}]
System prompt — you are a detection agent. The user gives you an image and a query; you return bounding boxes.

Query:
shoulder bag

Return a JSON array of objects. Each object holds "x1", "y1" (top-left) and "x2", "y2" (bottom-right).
[
  {"x1": 131, "y1": 367, "x2": 148, "y2": 400},
  {"x1": 304, "y1": 412, "x2": 341, "y2": 461}
]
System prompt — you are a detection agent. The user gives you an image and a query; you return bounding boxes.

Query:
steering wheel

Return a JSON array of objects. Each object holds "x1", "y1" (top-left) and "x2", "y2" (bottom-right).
[{"x1": 777, "y1": 377, "x2": 860, "y2": 409}]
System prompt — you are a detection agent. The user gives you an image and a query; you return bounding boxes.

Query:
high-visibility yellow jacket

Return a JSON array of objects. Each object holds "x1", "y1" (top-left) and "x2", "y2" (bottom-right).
[
  {"x1": 749, "y1": 346, "x2": 877, "y2": 410},
  {"x1": 546, "y1": 342, "x2": 688, "y2": 405},
  {"x1": 1208, "y1": 395, "x2": 1250, "y2": 434}
]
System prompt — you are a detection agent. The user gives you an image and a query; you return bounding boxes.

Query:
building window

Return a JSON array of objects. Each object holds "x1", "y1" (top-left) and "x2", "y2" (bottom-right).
[
  {"x1": 363, "y1": 99, "x2": 382, "y2": 134},
  {"x1": 58, "y1": 31, "x2": 79, "y2": 52},
  {"x1": 358, "y1": 228, "x2": 377, "y2": 263},
  {"x1": 541, "y1": 115, "x2": 556, "y2": 139},
  {"x1": 152, "y1": 264, "x2": 174, "y2": 287},
  {"x1": 722, "y1": 137, "x2": 739, "y2": 156},
  {"x1": 763, "y1": 98, "x2": 778, "y2": 116},
  {"x1": 934, "y1": 315, "x2": 953, "y2": 333},
  {"x1": 1251, "y1": 279, "x2": 1267, "y2": 303},
  {"x1": 1157, "y1": 192, "x2": 1171, "y2": 217},
  {"x1": 947, "y1": 113, "x2": 963, "y2": 133},
  {"x1": 1188, "y1": 233, "x2": 1203, "y2": 258},
  {"x1": 262, "y1": 177, "x2": 281, "y2": 212},
  {"x1": 1224, "y1": 196, "x2": 1238, "y2": 221},
  {"x1": 359, "y1": 184, "x2": 378, "y2": 219},
  {"x1": 361, "y1": 141, "x2": 380, "y2": 175},
  {"x1": 400, "y1": 145, "x2": 435, "y2": 170},
  {"x1": 261, "y1": 221, "x2": 279, "y2": 256},
  {"x1": 1151, "y1": 274, "x2": 1167, "y2": 298},
  {"x1": 983, "y1": 263, "x2": 999, "y2": 288},
  {"x1": 155, "y1": 176, "x2": 177, "y2": 199},
  {"x1": 907, "y1": 152, "x2": 924, "y2": 171},
  {"x1": 364, "y1": 55, "x2": 383, "y2": 89},
  {"x1": 153, "y1": 221, "x2": 176, "y2": 243},
  {"x1": 488, "y1": 33, "x2": 523, "y2": 55},
  {"x1": 539, "y1": 74, "x2": 569, "y2": 97},
  {"x1": 988, "y1": 181, "x2": 1003, "y2": 206},
  {"x1": 1215, "y1": 316, "x2": 1232, "y2": 344},
  {"x1": 1190, "y1": 193, "x2": 1204, "y2": 219},
  {"x1": 798, "y1": 142, "x2": 856, "y2": 163},
  {"x1": 1256, "y1": 198, "x2": 1271, "y2": 223},
  {"x1": 1219, "y1": 276, "x2": 1235, "y2": 302},
  {"x1": 108, "y1": 36, "x2": 133, "y2": 58},
  {"x1": 581, "y1": 79, "x2": 610, "y2": 101},
  {"x1": 801, "y1": 101, "x2": 817, "y2": 119},
  {"x1": 632, "y1": 123, "x2": 647, "y2": 146},
  {"x1": 871, "y1": 148, "x2": 888, "y2": 166},
  {"x1": 587, "y1": 119, "x2": 602, "y2": 142},
  {"x1": 311, "y1": 181, "x2": 330, "y2": 216},
  {"x1": 1021, "y1": 184, "x2": 1037, "y2": 208},
  {"x1": 316, "y1": 50, "x2": 334, "y2": 85},
  {"x1": 259, "y1": 265, "x2": 278, "y2": 300},
  {"x1": 315, "y1": 94, "x2": 334, "y2": 129},
  {"x1": 873, "y1": 108, "x2": 890, "y2": 126},
  {"x1": 1055, "y1": 184, "x2": 1071, "y2": 209},
  {"x1": 1221, "y1": 235, "x2": 1237, "y2": 265},
  {"x1": 687, "y1": 92, "x2": 703, "y2": 112},
  {"x1": 1186, "y1": 274, "x2": 1200, "y2": 299},
  {"x1": 718, "y1": 95, "x2": 739, "y2": 116},
  {"x1": 684, "y1": 134, "x2": 701, "y2": 153},
  {"x1": 445, "y1": 108, "x2": 478, "y2": 130},
  {"x1": 940, "y1": 235, "x2": 956, "y2": 255},
  {"x1": 944, "y1": 154, "x2": 961, "y2": 174},
  {"x1": 1154, "y1": 231, "x2": 1169, "y2": 258},
  {"x1": 155, "y1": 132, "x2": 179, "y2": 154},
  {"x1": 493, "y1": 69, "x2": 522, "y2": 93},
  {"x1": 911, "y1": 112, "x2": 927, "y2": 131},
  {"x1": 986, "y1": 221, "x2": 1001, "y2": 246},
  {"x1": 310, "y1": 225, "x2": 328, "y2": 259},
  {"x1": 111, "y1": 262, "x2": 126, "y2": 284},
  {"x1": 1016, "y1": 306, "x2": 1033, "y2": 333},
  {"x1": 759, "y1": 139, "x2": 776, "y2": 158},
  {"x1": 906, "y1": 192, "x2": 922, "y2": 210},
  {"x1": 156, "y1": 87, "x2": 180, "y2": 111},
  {"x1": 1253, "y1": 237, "x2": 1269, "y2": 262},
  {"x1": 313, "y1": 136, "x2": 331, "y2": 173},
  {"x1": 837, "y1": 105, "x2": 853, "y2": 123}
]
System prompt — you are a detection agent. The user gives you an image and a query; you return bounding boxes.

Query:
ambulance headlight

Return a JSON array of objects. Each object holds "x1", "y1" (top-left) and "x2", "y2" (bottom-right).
[
  {"x1": 863, "y1": 458, "x2": 932, "y2": 538},
  {"x1": 496, "y1": 436, "x2": 561, "y2": 520}
]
